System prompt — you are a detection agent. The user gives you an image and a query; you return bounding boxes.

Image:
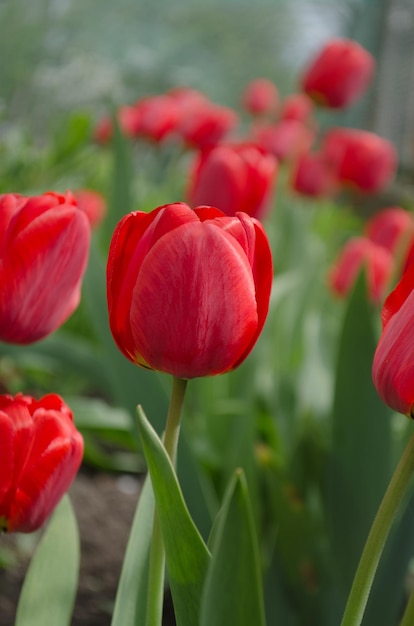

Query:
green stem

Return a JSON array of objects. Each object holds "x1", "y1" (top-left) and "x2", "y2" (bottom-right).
[
  {"x1": 145, "y1": 377, "x2": 188, "y2": 626},
  {"x1": 399, "y1": 588, "x2": 414, "y2": 626},
  {"x1": 340, "y1": 429, "x2": 414, "y2": 626}
]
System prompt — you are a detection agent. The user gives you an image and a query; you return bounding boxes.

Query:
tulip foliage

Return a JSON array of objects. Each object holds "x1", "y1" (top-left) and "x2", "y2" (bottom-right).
[{"x1": 2, "y1": 34, "x2": 414, "y2": 626}]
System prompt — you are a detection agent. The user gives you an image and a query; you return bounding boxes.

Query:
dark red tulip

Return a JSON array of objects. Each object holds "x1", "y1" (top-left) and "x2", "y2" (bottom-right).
[
  {"x1": 328, "y1": 237, "x2": 394, "y2": 304},
  {"x1": 187, "y1": 143, "x2": 278, "y2": 220},
  {"x1": 0, "y1": 191, "x2": 90, "y2": 344},
  {"x1": 242, "y1": 78, "x2": 279, "y2": 116},
  {"x1": 0, "y1": 393, "x2": 83, "y2": 533},
  {"x1": 107, "y1": 202, "x2": 273, "y2": 379},
  {"x1": 322, "y1": 128, "x2": 397, "y2": 193},
  {"x1": 372, "y1": 262, "x2": 414, "y2": 415},
  {"x1": 301, "y1": 38, "x2": 375, "y2": 108}
]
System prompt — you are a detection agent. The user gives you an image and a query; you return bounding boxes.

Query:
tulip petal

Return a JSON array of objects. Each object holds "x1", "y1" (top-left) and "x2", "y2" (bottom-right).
[{"x1": 130, "y1": 221, "x2": 258, "y2": 378}]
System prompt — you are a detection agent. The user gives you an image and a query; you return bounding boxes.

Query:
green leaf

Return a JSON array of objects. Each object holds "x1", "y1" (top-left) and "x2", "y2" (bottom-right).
[
  {"x1": 200, "y1": 470, "x2": 266, "y2": 626},
  {"x1": 15, "y1": 495, "x2": 80, "y2": 626},
  {"x1": 111, "y1": 477, "x2": 154, "y2": 626},
  {"x1": 326, "y1": 272, "x2": 392, "y2": 597},
  {"x1": 137, "y1": 405, "x2": 211, "y2": 626}
]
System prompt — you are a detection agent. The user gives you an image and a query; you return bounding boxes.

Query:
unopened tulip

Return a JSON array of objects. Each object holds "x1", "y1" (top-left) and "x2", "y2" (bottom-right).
[
  {"x1": 328, "y1": 237, "x2": 394, "y2": 304},
  {"x1": 187, "y1": 143, "x2": 278, "y2": 220},
  {"x1": 0, "y1": 393, "x2": 83, "y2": 533},
  {"x1": 322, "y1": 128, "x2": 397, "y2": 193},
  {"x1": 74, "y1": 189, "x2": 107, "y2": 229},
  {"x1": 107, "y1": 202, "x2": 273, "y2": 379},
  {"x1": 177, "y1": 102, "x2": 238, "y2": 150},
  {"x1": 254, "y1": 119, "x2": 314, "y2": 163},
  {"x1": 365, "y1": 207, "x2": 414, "y2": 254},
  {"x1": 290, "y1": 151, "x2": 337, "y2": 198},
  {"x1": 372, "y1": 262, "x2": 414, "y2": 415},
  {"x1": 279, "y1": 93, "x2": 314, "y2": 124},
  {"x1": 0, "y1": 191, "x2": 90, "y2": 344},
  {"x1": 242, "y1": 78, "x2": 279, "y2": 116},
  {"x1": 301, "y1": 38, "x2": 375, "y2": 108}
]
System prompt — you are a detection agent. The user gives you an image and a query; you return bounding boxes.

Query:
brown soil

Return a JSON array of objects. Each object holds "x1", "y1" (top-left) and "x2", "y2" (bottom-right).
[{"x1": 0, "y1": 472, "x2": 176, "y2": 626}]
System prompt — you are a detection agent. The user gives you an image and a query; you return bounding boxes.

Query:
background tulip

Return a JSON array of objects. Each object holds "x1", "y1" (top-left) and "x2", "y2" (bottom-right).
[
  {"x1": 241, "y1": 78, "x2": 279, "y2": 116},
  {"x1": 0, "y1": 191, "x2": 90, "y2": 344},
  {"x1": 107, "y1": 202, "x2": 273, "y2": 379},
  {"x1": 0, "y1": 393, "x2": 83, "y2": 533},
  {"x1": 372, "y1": 262, "x2": 414, "y2": 415},
  {"x1": 290, "y1": 151, "x2": 337, "y2": 198},
  {"x1": 328, "y1": 237, "x2": 394, "y2": 304},
  {"x1": 187, "y1": 143, "x2": 278, "y2": 219},
  {"x1": 74, "y1": 188, "x2": 107, "y2": 229},
  {"x1": 301, "y1": 38, "x2": 375, "y2": 108}
]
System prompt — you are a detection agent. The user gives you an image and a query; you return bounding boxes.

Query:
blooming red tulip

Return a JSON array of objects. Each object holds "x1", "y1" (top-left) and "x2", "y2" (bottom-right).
[
  {"x1": 328, "y1": 237, "x2": 394, "y2": 304},
  {"x1": 290, "y1": 151, "x2": 337, "y2": 198},
  {"x1": 301, "y1": 38, "x2": 375, "y2": 108},
  {"x1": 0, "y1": 393, "x2": 83, "y2": 533},
  {"x1": 322, "y1": 128, "x2": 397, "y2": 193},
  {"x1": 74, "y1": 189, "x2": 107, "y2": 229},
  {"x1": 187, "y1": 143, "x2": 278, "y2": 220},
  {"x1": 372, "y1": 262, "x2": 414, "y2": 415},
  {"x1": 177, "y1": 102, "x2": 238, "y2": 150},
  {"x1": 0, "y1": 191, "x2": 90, "y2": 344},
  {"x1": 107, "y1": 202, "x2": 273, "y2": 379},
  {"x1": 242, "y1": 78, "x2": 279, "y2": 116},
  {"x1": 253, "y1": 119, "x2": 314, "y2": 163}
]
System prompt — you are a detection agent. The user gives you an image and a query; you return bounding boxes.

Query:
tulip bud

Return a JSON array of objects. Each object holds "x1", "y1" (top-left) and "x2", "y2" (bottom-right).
[
  {"x1": 107, "y1": 202, "x2": 273, "y2": 379},
  {"x1": 74, "y1": 189, "x2": 107, "y2": 229},
  {"x1": 187, "y1": 143, "x2": 278, "y2": 220},
  {"x1": 0, "y1": 393, "x2": 83, "y2": 533},
  {"x1": 0, "y1": 191, "x2": 90, "y2": 344},
  {"x1": 301, "y1": 38, "x2": 375, "y2": 108},
  {"x1": 242, "y1": 78, "x2": 279, "y2": 116}
]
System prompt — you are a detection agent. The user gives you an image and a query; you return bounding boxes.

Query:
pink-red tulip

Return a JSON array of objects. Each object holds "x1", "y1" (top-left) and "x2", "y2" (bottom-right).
[
  {"x1": 372, "y1": 262, "x2": 414, "y2": 415},
  {"x1": 322, "y1": 128, "x2": 397, "y2": 193},
  {"x1": 0, "y1": 393, "x2": 83, "y2": 533},
  {"x1": 0, "y1": 191, "x2": 90, "y2": 344},
  {"x1": 253, "y1": 119, "x2": 314, "y2": 163},
  {"x1": 242, "y1": 78, "x2": 279, "y2": 116},
  {"x1": 279, "y1": 93, "x2": 314, "y2": 124},
  {"x1": 290, "y1": 151, "x2": 337, "y2": 198},
  {"x1": 187, "y1": 143, "x2": 278, "y2": 220},
  {"x1": 328, "y1": 237, "x2": 394, "y2": 304},
  {"x1": 301, "y1": 38, "x2": 375, "y2": 108},
  {"x1": 107, "y1": 202, "x2": 273, "y2": 379},
  {"x1": 74, "y1": 189, "x2": 107, "y2": 229}
]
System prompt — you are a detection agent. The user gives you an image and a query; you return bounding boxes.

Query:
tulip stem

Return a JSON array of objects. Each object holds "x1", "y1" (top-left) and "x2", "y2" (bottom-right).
[
  {"x1": 399, "y1": 588, "x2": 414, "y2": 626},
  {"x1": 145, "y1": 377, "x2": 188, "y2": 626},
  {"x1": 340, "y1": 428, "x2": 414, "y2": 626}
]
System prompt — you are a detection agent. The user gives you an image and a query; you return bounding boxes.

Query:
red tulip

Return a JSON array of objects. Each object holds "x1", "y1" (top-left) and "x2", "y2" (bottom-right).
[
  {"x1": 290, "y1": 151, "x2": 337, "y2": 198},
  {"x1": 133, "y1": 94, "x2": 179, "y2": 142},
  {"x1": 372, "y1": 262, "x2": 414, "y2": 415},
  {"x1": 253, "y1": 119, "x2": 314, "y2": 163},
  {"x1": 74, "y1": 189, "x2": 107, "y2": 229},
  {"x1": 365, "y1": 207, "x2": 414, "y2": 254},
  {"x1": 328, "y1": 237, "x2": 394, "y2": 304},
  {"x1": 322, "y1": 128, "x2": 397, "y2": 193},
  {"x1": 0, "y1": 191, "x2": 90, "y2": 344},
  {"x1": 242, "y1": 78, "x2": 279, "y2": 116},
  {"x1": 0, "y1": 393, "x2": 83, "y2": 533},
  {"x1": 107, "y1": 202, "x2": 273, "y2": 379},
  {"x1": 177, "y1": 102, "x2": 238, "y2": 150},
  {"x1": 301, "y1": 38, "x2": 375, "y2": 108},
  {"x1": 279, "y1": 93, "x2": 314, "y2": 123},
  {"x1": 187, "y1": 143, "x2": 278, "y2": 220}
]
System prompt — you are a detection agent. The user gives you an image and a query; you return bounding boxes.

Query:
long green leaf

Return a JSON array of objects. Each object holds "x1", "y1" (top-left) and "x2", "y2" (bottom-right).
[
  {"x1": 137, "y1": 405, "x2": 211, "y2": 626},
  {"x1": 326, "y1": 273, "x2": 392, "y2": 600},
  {"x1": 200, "y1": 470, "x2": 266, "y2": 626},
  {"x1": 15, "y1": 495, "x2": 80, "y2": 626},
  {"x1": 111, "y1": 477, "x2": 155, "y2": 626}
]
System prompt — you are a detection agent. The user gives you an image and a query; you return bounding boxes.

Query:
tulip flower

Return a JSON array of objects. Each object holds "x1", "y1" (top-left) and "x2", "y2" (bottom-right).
[
  {"x1": 372, "y1": 262, "x2": 414, "y2": 415},
  {"x1": 74, "y1": 189, "x2": 107, "y2": 229},
  {"x1": 0, "y1": 393, "x2": 83, "y2": 533},
  {"x1": 365, "y1": 206, "x2": 414, "y2": 264},
  {"x1": 290, "y1": 151, "x2": 337, "y2": 198},
  {"x1": 328, "y1": 237, "x2": 394, "y2": 304},
  {"x1": 253, "y1": 119, "x2": 314, "y2": 163},
  {"x1": 177, "y1": 102, "x2": 239, "y2": 150},
  {"x1": 107, "y1": 202, "x2": 273, "y2": 379},
  {"x1": 187, "y1": 143, "x2": 278, "y2": 220},
  {"x1": 242, "y1": 78, "x2": 279, "y2": 116},
  {"x1": 301, "y1": 38, "x2": 375, "y2": 108},
  {"x1": 322, "y1": 128, "x2": 397, "y2": 194},
  {"x1": 0, "y1": 191, "x2": 90, "y2": 344},
  {"x1": 279, "y1": 93, "x2": 314, "y2": 124}
]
